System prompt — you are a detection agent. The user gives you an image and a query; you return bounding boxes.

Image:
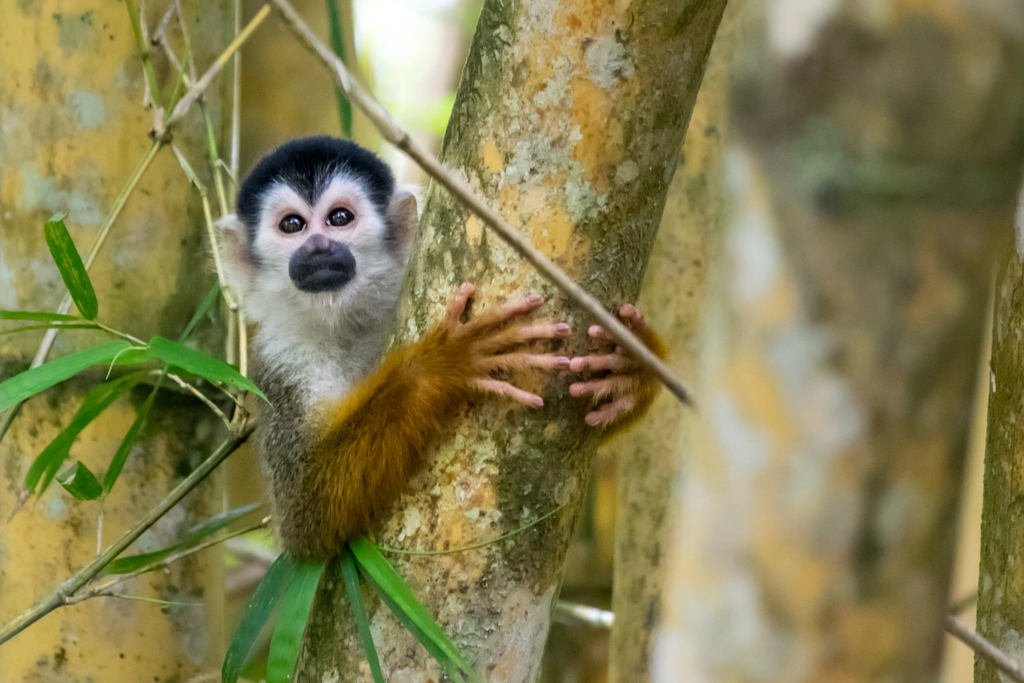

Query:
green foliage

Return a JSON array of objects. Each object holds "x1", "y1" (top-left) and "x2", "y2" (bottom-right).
[
  {"x1": 342, "y1": 548, "x2": 385, "y2": 683},
  {"x1": 146, "y1": 336, "x2": 267, "y2": 401},
  {"x1": 43, "y1": 213, "x2": 98, "y2": 320},
  {"x1": 223, "y1": 555, "x2": 298, "y2": 683},
  {"x1": 267, "y1": 560, "x2": 326, "y2": 683},
  {"x1": 0, "y1": 311, "x2": 80, "y2": 322},
  {"x1": 351, "y1": 536, "x2": 481, "y2": 682},
  {"x1": 105, "y1": 503, "x2": 261, "y2": 574},
  {"x1": 23, "y1": 371, "x2": 147, "y2": 495},
  {"x1": 180, "y1": 283, "x2": 221, "y2": 342},
  {"x1": 56, "y1": 461, "x2": 104, "y2": 500},
  {"x1": 325, "y1": 0, "x2": 353, "y2": 138},
  {"x1": 0, "y1": 340, "x2": 133, "y2": 412},
  {"x1": 103, "y1": 375, "x2": 163, "y2": 495}
]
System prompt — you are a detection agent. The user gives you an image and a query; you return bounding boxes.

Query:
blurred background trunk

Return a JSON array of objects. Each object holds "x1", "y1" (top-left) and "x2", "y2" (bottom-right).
[
  {"x1": 654, "y1": 1, "x2": 1024, "y2": 682},
  {"x1": 0, "y1": 1, "x2": 230, "y2": 680}
]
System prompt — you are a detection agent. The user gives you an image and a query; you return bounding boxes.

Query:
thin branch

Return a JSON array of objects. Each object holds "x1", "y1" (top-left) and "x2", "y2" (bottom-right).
[
  {"x1": 947, "y1": 615, "x2": 1024, "y2": 683},
  {"x1": 0, "y1": 420, "x2": 255, "y2": 646},
  {"x1": 230, "y1": 0, "x2": 243, "y2": 177},
  {"x1": 270, "y1": 0, "x2": 693, "y2": 406},
  {"x1": 124, "y1": 0, "x2": 163, "y2": 110},
  {"x1": 68, "y1": 517, "x2": 270, "y2": 605},
  {"x1": 167, "y1": 4, "x2": 271, "y2": 127},
  {"x1": 165, "y1": 372, "x2": 232, "y2": 428},
  {"x1": 553, "y1": 602, "x2": 614, "y2": 629}
]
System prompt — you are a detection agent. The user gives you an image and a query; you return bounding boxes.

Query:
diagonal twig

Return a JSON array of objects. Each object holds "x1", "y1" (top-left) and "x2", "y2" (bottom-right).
[
  {"x1": 270, "y1": 0, "x2": 693, "y2": 406},
  {"x1": 947, "y1": 615, "x2": 1024, "y2": 683}
]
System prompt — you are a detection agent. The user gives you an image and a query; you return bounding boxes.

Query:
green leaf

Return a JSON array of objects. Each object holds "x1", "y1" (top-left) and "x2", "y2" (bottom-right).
[
  {"x1": 0, "y1": 340, "x2": 133, "y2": 412},
  {"x1": 24, "y1": 371, "x2": 147, "y2": 495},
  {"x1": 56, "y1": 461, "x2": 103, "y2": 500},
  {"x1": 104, "y1": 503, "x2": 262, "y2": 574},
  {"x1": 342, "y1": 548, "x2": 385, "y2": 683},
  {"x1": 351, "y1": 536, "x2": 481, "y2": 682},
  {"x1": 103, "y1": 375, "x2": 163, "y2": 495},
  {"x1": 359, "y1": 565, "x2": 466, "y2": 683},
  {"x1": 180, "y1": 283, "x2": 221, "y2": 342},
  {"x1": 145, "y1": 336, "x2": 267, "y2": 402},
  {"x1": 267, "y1": 560, "x2": 326, "y2": 683},
  {"x1": 0, "y1": 311, "x2": 80, "y2": 322},
  {"x1": 1, "y1": 324, "x2": 101, "y2": 336},
  {"x1": 325, "y1": 0, "x2": 353, "y2": 138},
  {"x1": 43, "y1": 213, "x2": 98, "y2": 320},
  {"x1": 223, "y1": 555, "x2": 297, "y2": 683}
]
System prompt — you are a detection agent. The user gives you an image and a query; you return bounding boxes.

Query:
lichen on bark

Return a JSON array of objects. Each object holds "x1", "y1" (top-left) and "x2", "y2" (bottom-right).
[{"x1": 299, "y1": 0, "x2": 728, "y2": 680}]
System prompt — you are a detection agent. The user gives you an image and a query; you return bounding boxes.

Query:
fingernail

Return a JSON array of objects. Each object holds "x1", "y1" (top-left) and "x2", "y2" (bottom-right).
[
  {"x1": 555, "y1": 323, "x2": 571, "y2": 334},
  {"x1": 526, "y1": 294, "x2": 543, "y2": 305},
  {"x1": 556, "y1": 356, "x2": 571, "y2": 368},
  {"x1": 589, "y1": 325, "x2": 603, "y2": 336},
  {"x1": 460, "y1": 283, "x2": 473, "y2": 293},
  {"x1": 532, "y1": 396, "x2": 545, "y2": 407}
]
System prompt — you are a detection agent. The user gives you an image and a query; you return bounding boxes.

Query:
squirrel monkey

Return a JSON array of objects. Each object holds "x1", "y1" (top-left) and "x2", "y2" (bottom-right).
[{"x1": 218, "y1": 137, "x2": 664, "y2": 560}]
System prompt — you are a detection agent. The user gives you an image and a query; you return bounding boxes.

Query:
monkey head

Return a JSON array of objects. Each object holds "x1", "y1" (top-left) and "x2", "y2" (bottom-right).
[{"x1": 218, "y1": 137, "x2": 418, "y2": 332}]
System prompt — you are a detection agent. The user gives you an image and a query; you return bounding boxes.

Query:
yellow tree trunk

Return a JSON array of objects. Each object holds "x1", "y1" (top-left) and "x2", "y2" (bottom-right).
[
  {"x1": 605, "y1": 4, "x2": 740, "y2": 681},
  {"x1": 654, "y1": 2, "x2": 1024, "y2": 682},
  {"x1": 299, "y1": 0, "x2": 727, "y2": 680},
  {"x1": 0, "y1": 2, "x2": 229, "y2": 680}
]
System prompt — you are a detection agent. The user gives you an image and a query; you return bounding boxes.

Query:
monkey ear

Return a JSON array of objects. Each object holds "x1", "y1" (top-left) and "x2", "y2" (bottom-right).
[
  {"x1": 213, "y1": 214, "x2": 249, "y2": 295},
  {"x1": 385, "y1": 186, "x2": 420, "y2": 250}
]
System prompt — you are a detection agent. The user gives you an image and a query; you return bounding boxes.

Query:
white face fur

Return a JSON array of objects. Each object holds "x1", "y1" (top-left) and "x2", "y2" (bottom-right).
[{"x1": 218, "y1": 172, "x2": 417, "y2": 398}]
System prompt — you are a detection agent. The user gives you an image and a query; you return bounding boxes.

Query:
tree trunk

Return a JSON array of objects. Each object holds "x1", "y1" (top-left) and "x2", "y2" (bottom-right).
[
  {"x1": 653, "y1": 2, "x2": 1024, "y2": 682},
  {"x1": 605, "y1": 3, "x2": 740, "y2": 681},
  {"x1": 299, "y1": 0, "x2": 727, "y2": 680},
  {"x1": 974, "y1": 246, "x2": 1024, "y2": 683},
  {"x1": 0, "y1": 2, "x2": 229, "y2": 680}
]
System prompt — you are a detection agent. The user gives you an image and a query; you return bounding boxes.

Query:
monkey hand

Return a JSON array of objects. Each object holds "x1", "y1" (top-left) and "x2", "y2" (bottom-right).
[
  {"x1": 568, "y1": 304, "x2": 666, "y2": 433},
  {"x1": 443, "y1": 282, "x2": 571, "y2": 407}
]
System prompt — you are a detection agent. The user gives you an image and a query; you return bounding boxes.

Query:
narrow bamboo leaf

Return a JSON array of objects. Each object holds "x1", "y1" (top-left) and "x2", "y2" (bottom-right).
[
  {"x1": 102, "y1": 375, "x2": 163, "y2": 494},
  {"x1": 351, "y1": 536, "x2": 481, "y2": 682},
  {"x1": 359, "y1": 564, "x2": 466, "y2": 683},
  {"x1": 0, "y1": 340, "x2": 133, "y2": 411},
  {"x1": 325, "y1": 0, "x2": 353, "y2": 138},
  {"x1": 341, "y1": 548, "x2": 385, "y2": 683},
  {"x1": 110, "y1": 348, "x2": 152, "y2": 366},
  {"x1": 56, "y1": 461, "x2": 103, "y2": 500},
  {"x1": 180, "y1": 282, "x2": 221, "y2": 342},
  {"x1": 1, "y1": 324, "x2": 101, "y2": 335},
  {"x1": 0, "y1": 311, "x2": 80, "y2": 322},
  {"x1": 145, "y1": 336, "x2": 267, "y2": 402},
  {"x1": 223, "y1": 555, "x2": 297, "y2": 683},
  {"x1": 43, "y1": 213, "x2": 98, "y2": 320},
  {"x1": 24, "y1": 371, "x2": 146, "y2": 495},
  {"x1": 104, "y1": 503, "x2": 262, "y2": 574},
  {"x1": 267, "y1": 561, "x2": 326, "y2": 683}
]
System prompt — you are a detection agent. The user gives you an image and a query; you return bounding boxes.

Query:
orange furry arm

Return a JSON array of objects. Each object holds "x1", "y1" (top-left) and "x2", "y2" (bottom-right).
[
  {"x1": 275, "y1": 285, "x2": 568, "y2": 559},
  {"x1": 286, "y1": 327, "x2": 474, "y2": 558}
]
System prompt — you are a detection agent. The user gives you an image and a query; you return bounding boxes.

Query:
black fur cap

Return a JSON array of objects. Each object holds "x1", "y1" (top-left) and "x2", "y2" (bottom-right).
[{"x1": 236, "y1": 136, "x2": 395, "y2": 236}]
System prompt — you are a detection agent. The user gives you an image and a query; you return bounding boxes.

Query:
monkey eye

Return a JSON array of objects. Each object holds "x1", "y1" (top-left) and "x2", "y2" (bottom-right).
[
  {"x1": 327, "y1": 207, "x2": 355, "y2": 227},
  {"x1": 279, "y1": 214, "x2": 306, "y2": 234}
]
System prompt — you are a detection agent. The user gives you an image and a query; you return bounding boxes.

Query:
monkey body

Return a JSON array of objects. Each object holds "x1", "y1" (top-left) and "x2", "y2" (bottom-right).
[{"x1": 222, "y1": 137, "x2": 663, "y2": 560}]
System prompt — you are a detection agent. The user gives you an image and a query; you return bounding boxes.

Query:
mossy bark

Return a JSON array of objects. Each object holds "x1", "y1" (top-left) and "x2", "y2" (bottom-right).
[
  {"x1": 975, "y1": 249, "x2": 1024, "y2": 683},
  {"x1": 654, "y1": 2, "x2": 1024, "y2": 682},
  {"x1": 605, "y1": 4, "x2": 740, "y2": 681},
  {"x1": 299, "y1": 0, "x2": 728, "y2": 680},
  {"x1": 0, "y1": 2, "x2": 229, "y2": 680}
]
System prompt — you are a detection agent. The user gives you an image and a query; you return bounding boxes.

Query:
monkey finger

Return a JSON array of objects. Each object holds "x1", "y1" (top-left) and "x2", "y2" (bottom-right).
[
  {"x1": 470, "y1": 378, "x2": 544, "y2": 407},
  {"x1": 569, "y1": 375, "x2": 633, "y2": 403},
  {"x1": 469, "y1": 293, "x2": 545, "y2": 332},
  {"x1": 585, "y1": 396, "x2": 636, "y2": 427},
  {"x1": 568, "y1": 352, "x2": 634, "y2": 374},
  {"x1": 474, "y1": 322, "x2": 571, "y2": 354},
  {"x1": 478, "y1": 353, "x2": 571, "y2": 373},
  {"x1": 445, "y1": 283, "x2": 476, "y2": 328}
]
